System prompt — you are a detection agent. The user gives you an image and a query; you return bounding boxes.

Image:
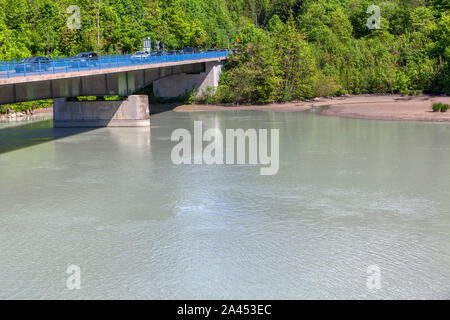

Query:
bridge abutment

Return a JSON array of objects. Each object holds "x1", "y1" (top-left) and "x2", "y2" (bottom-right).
[
  {"x1": 153, "y1": 61, "x2": 223, "y2": 99},
  {"x1": 53, "y1": 95, "x2": 150, "y2": 128}
]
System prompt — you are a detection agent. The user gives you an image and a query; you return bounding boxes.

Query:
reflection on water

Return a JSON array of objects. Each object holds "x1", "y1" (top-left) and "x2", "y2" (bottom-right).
[{"x1": 0, "y1": 110, "x2": 449, "y2": 299}]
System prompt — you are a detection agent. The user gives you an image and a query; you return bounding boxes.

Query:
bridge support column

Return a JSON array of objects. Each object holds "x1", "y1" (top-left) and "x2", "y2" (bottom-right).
[{"x1": 53, "y1": 95, "x2": 150, "y2": 128}]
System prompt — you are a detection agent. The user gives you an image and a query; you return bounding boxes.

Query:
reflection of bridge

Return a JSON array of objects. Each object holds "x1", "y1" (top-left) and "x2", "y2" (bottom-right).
[{"x1": 0, "y1": 52, "x2": 228, "y2": 127}]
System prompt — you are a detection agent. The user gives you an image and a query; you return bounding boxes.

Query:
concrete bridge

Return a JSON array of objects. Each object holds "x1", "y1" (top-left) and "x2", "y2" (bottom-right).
[{"x1": 0, "y1": 53, "x2": 227, "y2": 127}]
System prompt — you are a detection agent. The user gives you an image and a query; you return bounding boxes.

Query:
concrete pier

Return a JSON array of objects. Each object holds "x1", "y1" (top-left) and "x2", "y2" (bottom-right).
[{"x1": 53, "y1": 95, "x2": 150, "y2": 127}]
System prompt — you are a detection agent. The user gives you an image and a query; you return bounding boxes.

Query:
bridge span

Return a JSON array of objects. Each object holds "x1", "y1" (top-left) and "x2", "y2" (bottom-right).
[
  {"x1": 0, "y1": 52, "x2": 228, "y2": 105},
  {"x1": 0, "y1": 52, "x2": 228, "y2": 127}
]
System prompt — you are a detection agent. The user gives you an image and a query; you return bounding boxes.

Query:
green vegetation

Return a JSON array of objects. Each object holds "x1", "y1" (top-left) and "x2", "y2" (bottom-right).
[
  {"x1": 0, "y1": 99, "x2": 52, "y2": 114},
  {"x1": 216, "y1": 0, "x2": 450, "y2": 103},
  {"x1": 0, "y1": 0, "x2": 449, "y2": 107},
  {"x1": 432, "y1": 103, "x2": 442, "y2": 112},
  {"x1": 77, "y1": 95, "x2": 124, "y2": 101},
  {"x1": 432, "y1": 102, "x2": 449, "y2": 112}
]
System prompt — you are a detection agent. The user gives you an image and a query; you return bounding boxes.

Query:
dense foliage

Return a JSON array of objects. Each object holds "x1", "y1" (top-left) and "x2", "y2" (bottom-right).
[
  {"x1": 216, "y1": 0, "x2": 450, "y2": 103},
  {"x1": 0, "y1": 0, "x2": 449, "y2": 105}
]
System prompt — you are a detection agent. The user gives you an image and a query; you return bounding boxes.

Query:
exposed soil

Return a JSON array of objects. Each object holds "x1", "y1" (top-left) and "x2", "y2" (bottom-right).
[
  {"x1": 174, "y1": 94, "x2": 450, "y2": 122},
  {"x1": 174, "y1": 102, "x2": 311, "y2": 112}
]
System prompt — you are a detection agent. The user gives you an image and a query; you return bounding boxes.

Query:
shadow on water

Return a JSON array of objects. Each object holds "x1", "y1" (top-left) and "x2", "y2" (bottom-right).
[
  {"x1": 0, "y1": 119, "x2": 98, "y2": 155},
  {"x1": 0, "y1": 100, "x2": 181, "y2": 155}
]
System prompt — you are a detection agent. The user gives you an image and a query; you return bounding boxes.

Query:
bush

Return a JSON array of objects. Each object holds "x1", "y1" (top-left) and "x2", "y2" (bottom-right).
[
  {"x1": 0, "y1": 99, "x2": 53, "y2": 114},
  {"x1": 432, "y1": 103, "x2": 450, "y2": 112},
  {"x1": 432, "y1": 103, "x2": 441, "y2": 112}
]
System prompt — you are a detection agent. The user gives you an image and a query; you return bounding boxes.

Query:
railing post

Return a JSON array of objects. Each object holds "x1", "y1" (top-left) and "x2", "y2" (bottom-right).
[
  {"x1": 88, "y1": 58, "x2": 91, "y2": 71},
  {"x1": 6, "y1": 63, "x2": 10, "y2": 78},
  {"x1": 24, "y1": 62, "x2": 27, "y2": 77}
]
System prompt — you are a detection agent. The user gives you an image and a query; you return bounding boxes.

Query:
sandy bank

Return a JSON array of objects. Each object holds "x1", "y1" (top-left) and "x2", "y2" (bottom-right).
[
  {"x1": 316, "y1": 95, "x2": 450, "y2": 122},
  {"x1": 174, "y1": 95, "x2": 450, "y2": 122},
  {"x1": 174, "y1": 102, "x2": 311, "y2": 112}
]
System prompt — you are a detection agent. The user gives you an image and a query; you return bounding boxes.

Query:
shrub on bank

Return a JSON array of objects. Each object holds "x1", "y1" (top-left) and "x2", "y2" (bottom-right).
[
  {"x1": 432, "y1": 103, "x2": 450, "y2": 112},
  {"x1": 77, "y1": 96, "x2": 124, "y2": 101},
  {"x1": 0, "y1": 100, "x2": 53, "y2": 114}
]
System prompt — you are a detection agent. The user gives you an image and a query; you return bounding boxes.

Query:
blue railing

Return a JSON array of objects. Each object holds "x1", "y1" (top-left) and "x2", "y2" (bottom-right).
[{"x1": 0, "y1": 51, "x2": 229, "y2": 79}]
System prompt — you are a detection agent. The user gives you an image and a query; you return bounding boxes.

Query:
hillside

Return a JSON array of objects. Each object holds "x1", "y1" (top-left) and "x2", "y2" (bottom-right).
[{"x1": 0, "y1": 0, "x2": 448, "y2": 104}]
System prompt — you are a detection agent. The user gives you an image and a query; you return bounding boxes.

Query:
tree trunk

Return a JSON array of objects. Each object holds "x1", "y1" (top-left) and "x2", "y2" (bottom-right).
[{"x1": 94, "y1": 0, "x2": 102, "y2": 54}]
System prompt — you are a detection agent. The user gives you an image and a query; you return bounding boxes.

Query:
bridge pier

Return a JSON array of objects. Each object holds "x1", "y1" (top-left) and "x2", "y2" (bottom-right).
[{"x1": 53, "y1": 95, "x2": 150, "y2": 128}]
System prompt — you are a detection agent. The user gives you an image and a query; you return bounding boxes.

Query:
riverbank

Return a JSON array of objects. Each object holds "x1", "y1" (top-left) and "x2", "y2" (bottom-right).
[
  {"x1": 174, "y1": 102, "x2": 311, "y2": 112},
  {"x1": 0, "y1": 107, "x2": 53, "y2": 120},
  {"x1": 2, "y1": 95, "x2": 449, "y2": 123},
  {"x1": 175, "y1": 94, "x2": 450, "y2": 122},
  {"x1": 315, "y1": 95, "x2": 450, "y2": 122}
]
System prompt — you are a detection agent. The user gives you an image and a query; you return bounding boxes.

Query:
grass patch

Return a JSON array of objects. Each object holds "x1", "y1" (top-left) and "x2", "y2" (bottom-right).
[{"x1": 76, "y1": 95, "x2": 125, "y2": 101}]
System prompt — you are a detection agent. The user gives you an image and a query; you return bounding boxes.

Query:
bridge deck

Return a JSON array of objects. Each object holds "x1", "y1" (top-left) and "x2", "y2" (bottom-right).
[
  {"x1": 0, "y1": 54, "x2": 228, "y2": 104},
  {"x1": 0, "y1": 55, "x2": 228, "y2": 85}
]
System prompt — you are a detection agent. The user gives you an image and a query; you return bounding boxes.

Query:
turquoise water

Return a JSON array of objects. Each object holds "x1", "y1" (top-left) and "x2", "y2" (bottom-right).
[{"x1": 0, "y1": 111, "x2": 449, "y2": 299}]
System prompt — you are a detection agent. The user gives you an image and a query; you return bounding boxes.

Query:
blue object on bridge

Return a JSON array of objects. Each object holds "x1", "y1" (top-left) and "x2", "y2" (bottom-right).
[{"x1": 0, "y1": 51, "x2": 230, "y2": 79}]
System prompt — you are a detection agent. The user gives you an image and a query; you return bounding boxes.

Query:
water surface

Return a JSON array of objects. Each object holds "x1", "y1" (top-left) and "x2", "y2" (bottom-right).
[{"x1": 0, "y1": 110, "x2": 449, "y2": 299}]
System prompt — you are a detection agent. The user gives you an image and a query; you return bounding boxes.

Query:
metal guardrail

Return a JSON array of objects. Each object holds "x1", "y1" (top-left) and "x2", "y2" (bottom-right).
[{"x1": 0, "y1": 51, "x2": 229, "y2": 79}]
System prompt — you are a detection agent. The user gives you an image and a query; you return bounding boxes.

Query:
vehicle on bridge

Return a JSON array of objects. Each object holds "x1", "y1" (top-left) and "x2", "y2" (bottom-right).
[
  {"x1": 130, "y1": 51, "x2": 150, "y2": 61},
  {"x1": 70, "y1": 52, "x2": 99, "y2": 68},
  {"x1": 14, "y1": 57, "x2": 51, "y2": 73},
  {"x1": 182, "y1": 47, "x2": 195, "y2": 54},
  {"x1": 167, "y1": 50, "x2": 178, "y2": 56}
]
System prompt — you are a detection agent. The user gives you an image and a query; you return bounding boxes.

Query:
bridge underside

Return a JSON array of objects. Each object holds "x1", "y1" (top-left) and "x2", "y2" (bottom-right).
[{"x1": 0, "y1": 62, "x2": 207, "y2": 105}]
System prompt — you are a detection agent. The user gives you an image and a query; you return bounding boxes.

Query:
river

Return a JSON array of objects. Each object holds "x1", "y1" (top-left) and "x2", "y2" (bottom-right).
[{"x1": 0, "y1": 110, "x2": 449, "y2": 299}]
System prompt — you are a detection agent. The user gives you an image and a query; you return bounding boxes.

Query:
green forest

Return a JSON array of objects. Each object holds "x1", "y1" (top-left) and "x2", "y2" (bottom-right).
[{"x1": 0, "y1": 0, "x2": 449, "y2": 105}]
